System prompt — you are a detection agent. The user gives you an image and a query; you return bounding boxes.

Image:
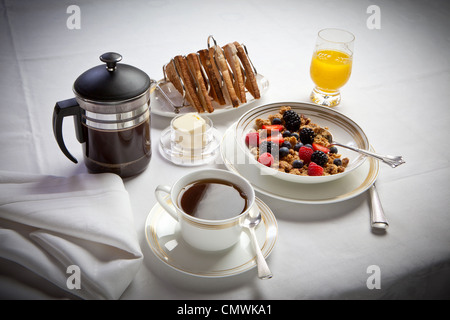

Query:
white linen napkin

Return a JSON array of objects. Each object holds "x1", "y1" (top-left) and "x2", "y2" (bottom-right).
[{"x1": 0, "y1": 171, "x2": 143, "y2": 299}]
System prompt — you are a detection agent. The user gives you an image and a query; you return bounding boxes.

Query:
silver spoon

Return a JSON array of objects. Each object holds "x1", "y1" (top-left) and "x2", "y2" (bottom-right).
[
  {"x1": 241, "y1": 209, "x2": 273, "y2": 279},
  {"x1": 370, "y1": 184, "x2": 389, "y2": 230},
  {"x1": 322, "y1": 129, "x2": 405, "y2": 168}
]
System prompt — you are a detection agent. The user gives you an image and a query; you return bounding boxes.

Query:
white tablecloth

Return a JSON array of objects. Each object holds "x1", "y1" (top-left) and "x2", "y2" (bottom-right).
[{"x1": 1, "y1": 0, "x2": 449, "y2": 299}]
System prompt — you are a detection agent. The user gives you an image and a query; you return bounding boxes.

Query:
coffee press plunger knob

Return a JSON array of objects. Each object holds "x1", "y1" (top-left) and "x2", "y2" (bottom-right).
[{"x1": 100, "y1": 52, "x2": 122, "y2": 72}]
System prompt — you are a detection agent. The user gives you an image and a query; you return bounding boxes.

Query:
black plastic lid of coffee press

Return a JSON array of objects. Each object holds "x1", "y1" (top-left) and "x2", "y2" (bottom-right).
[{"x1": 73, "y1": 52, "x2": 150, "y2": 102}]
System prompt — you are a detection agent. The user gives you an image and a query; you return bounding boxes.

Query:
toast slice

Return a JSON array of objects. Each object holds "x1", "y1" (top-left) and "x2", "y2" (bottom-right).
[
  {"x1": 234, "y1": 41, "x2": 260, "y2": 99},
  {"x1": 198, "y1": 49, "x2": 226, "y2": 105},
  {"x1": 173, "y1": 55, "x2": 204, "y2": 113},
  {"x1": 207, "y1": 47, "x2": 229, "y2": 105},
  {"x1": 186, "y1": 53, "x2": 214, "y2": 113},
  {"x1": 164, "y1": 59, "x2": 184, "y2": 96},
  {"x1": 211, "y1": 45, "x2": 240, "y2": 108},
  {"x1": 223, "y1": 42, "x2": 246, "y2": 103}
]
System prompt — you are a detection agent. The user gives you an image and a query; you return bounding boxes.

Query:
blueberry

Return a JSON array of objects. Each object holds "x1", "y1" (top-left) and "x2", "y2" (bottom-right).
[
  {"x1": 291, "y1": 133, "x2": 299, "y2": 140},
  {"x1": 282, "y1": 141, "x2": 292, "y2": 149},
  {"x1": 282, "y1": 130, "x2": 291, "y2": 137},
  {"x1": 279, "y1": 147, "x2": 290, "y2": 157},
  {"x1": 329, "y1": 146, "x2": 338, "y2": 154},
  {"x1": 272, "y1": 118, "x2": 282, "y2": 125},
  {"x1": 294, "y1": 143, "x2": 303, "y2": 151},
  {"x1": 292, "y1": 159, "x2": 304, "y2": 168},
  {"x1": 333, "y1": 158, "x2": 342, "y2": 166},
  {"x1": 305, "y1": 144, "x2": 313, "y2": 150}
]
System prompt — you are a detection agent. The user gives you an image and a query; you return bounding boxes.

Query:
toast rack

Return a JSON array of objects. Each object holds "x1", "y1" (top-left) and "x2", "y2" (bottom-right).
[{"x1": 155, "y1": 35, "x2": 260, "y2": 114}]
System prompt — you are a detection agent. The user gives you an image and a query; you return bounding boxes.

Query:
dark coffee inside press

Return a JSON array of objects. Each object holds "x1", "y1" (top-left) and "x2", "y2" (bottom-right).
[
  {"x1": 83, "y1": 118, "x2": 151, "y2": 177},
  {"x1": 178, "y1": 179, "x2": 248, "y2": 220}
]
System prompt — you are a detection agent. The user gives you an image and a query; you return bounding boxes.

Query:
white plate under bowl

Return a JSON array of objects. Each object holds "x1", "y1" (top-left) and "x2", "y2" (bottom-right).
[
  {"x1": 234, "y1": 102, "x2": 370, "y2": 184},
  {"x1": 221, "y1": 123, "x2": 379, "y2": 204}
]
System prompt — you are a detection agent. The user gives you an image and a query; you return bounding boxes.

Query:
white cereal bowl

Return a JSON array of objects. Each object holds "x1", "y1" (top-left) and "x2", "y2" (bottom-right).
[{"x1": 234, "y1": 102, "x2": 370, "y2": 184}]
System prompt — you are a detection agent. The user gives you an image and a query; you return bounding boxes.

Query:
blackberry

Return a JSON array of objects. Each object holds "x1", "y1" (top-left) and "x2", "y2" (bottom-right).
[
  {"x1": 300, "y1": 128, "x2": 315, "y2": 145},
  {"x1": 283, "y1": 110, "x2": 301, "y2": 132},
  {"x1": 259, "y1": 141, "x2": 273, "y2": 154},
  {"x1": 311, "y1": 150, "x2": 328, "y2": 167},
  {"x1": 282, "y1": 110, "x2": 297, "y2": 121}
]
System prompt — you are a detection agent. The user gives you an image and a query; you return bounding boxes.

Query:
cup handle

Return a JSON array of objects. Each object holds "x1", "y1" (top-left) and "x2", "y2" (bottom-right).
[{"x1": 155, "y1": 185, "x2": 179, "y2": 221}]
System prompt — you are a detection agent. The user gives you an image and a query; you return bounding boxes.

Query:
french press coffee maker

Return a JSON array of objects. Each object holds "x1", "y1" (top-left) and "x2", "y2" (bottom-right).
[{"x1": 53, "y1": 52, "x2": 152, "y2": 178}]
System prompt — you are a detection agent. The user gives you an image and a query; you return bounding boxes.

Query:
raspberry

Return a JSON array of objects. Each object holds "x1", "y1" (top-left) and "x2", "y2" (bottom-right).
[
  {"x1": 245, "y1": 132, "x2": 259, "y2": 147},
  {"x1": 258, "y1": 152, "x2": 274, "y2": 167},
  {"x1": 298, "y1": 146, "x2": 313, "y2": 163},
  {"x1": 308, "y1": 162, "x2": 324, "y2": 176}
]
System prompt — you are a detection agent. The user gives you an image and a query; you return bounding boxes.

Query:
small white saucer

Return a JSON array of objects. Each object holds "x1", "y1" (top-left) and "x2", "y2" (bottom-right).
[
  {"x1": 144, "y1": 196, "x2": 278, "y2": 278},
  {"x1": 159, "y1": 126, "x2": 221, "y2": 166}
]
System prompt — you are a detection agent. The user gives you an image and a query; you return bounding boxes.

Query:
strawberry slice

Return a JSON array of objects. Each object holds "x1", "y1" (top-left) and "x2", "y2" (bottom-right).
[
  {"x1": 245, "y1": 132, "x2": 260, "y2": 147},
  {"x1": 312, "y1": 143, "x2": 330, "y2": 154},
  {"x1": 258, "y1": 152, "x2": 274, "y2": 167},
  {"x1": 262, "y1": 124, "x2": 283, "y2": 135},
  {"x1": 260, "y1": 135, "x2": 284, "y2": 145}
]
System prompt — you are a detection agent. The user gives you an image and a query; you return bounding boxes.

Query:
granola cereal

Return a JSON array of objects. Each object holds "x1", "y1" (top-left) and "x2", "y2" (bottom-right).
[{"x1": 245, "y1": 106, "x2": 349, "y2": 177}]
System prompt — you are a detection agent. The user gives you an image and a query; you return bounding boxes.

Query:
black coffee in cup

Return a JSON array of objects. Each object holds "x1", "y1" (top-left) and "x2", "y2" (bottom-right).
[{"x1": 178, "y1": 179, "x2": 248, "y2": 220}]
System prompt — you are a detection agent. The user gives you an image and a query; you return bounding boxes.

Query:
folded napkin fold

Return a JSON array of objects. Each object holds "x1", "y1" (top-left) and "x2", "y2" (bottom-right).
[{"x1": 0, "y1": 171, "x2": 143, "y2": 299}]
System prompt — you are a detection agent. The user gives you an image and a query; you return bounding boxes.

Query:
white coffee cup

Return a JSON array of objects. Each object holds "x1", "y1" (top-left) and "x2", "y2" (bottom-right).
[{"x1": 155, "y1": 169, "x2": 255, "y2": 251}]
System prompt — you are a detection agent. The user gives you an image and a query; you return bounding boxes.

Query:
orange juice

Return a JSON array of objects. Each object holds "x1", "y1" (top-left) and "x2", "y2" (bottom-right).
[{"x1": 310, "y1": 49, "x2": 352, "y2": 91}]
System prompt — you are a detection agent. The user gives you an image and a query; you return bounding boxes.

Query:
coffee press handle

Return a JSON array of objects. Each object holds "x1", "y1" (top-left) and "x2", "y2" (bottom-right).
[{"x1": 52, "y1": 98, "x2": 84, "y2": 164}]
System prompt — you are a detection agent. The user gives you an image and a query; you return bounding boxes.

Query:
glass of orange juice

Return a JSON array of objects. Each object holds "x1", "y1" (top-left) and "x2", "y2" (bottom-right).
[{"x1": 310, "y1": 28, "x2": 355, "y2": 107}]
